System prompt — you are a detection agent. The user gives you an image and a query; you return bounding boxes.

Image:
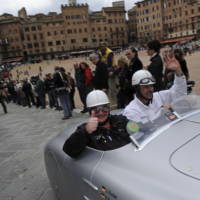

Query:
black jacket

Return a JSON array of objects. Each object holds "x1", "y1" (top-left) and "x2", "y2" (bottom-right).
[
  {"x1": 44, "y1": 78, "x2": 55, "y2": 92},
  {"x1": 22, "y1": 82, "x2": 32, "y2": 95},
  {"x1": 127, "y1": 57, "x2": 143, "y2": 82},
  {"x1": 53, "y1": 71, "x2": 68, "y2": 89},
  {"x1": 179, "y1": 59, "x2": 189, "y2": 80},
  {"x1": 93, "y1": 61, "x2": 109, "y2": 90},
  {"x1": 148, "y1": 54, "x2": 163, "y2": 91},
  {"x1": 63, "y1": 115, "x2": 131, "y2": 158}
]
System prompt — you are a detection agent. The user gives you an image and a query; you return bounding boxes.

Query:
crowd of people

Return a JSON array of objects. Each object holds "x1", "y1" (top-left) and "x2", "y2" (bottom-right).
[{"x1": 0, "y1": 40, "x2": 191, "y2": 122}]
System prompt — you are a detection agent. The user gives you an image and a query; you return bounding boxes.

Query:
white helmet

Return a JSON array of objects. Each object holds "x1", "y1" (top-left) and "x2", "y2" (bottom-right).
[
  {"x1": 86, "y1": 90, "x2": 109, "y2": 108},
  {"x1": 132, "y1": 70, "x2": 155, "y2": 86}
]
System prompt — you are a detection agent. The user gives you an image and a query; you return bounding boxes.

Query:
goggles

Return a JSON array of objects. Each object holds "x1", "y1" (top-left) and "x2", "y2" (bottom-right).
[
  {"x1": 90, "y1": 105, "x2": 110, "y2": 114},
  {"x1": 139, "y1": 77, "x2": 156, "y2": 85}
]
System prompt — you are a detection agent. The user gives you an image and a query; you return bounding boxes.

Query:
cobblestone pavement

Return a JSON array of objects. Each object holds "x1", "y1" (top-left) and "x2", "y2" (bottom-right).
[{"x1": 0, "y1": 104, "x2": 86, "y2": 200}]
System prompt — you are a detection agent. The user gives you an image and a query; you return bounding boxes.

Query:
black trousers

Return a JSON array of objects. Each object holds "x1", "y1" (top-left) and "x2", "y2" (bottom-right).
[{"x1": 0, "y1": 98, "x2": 7, "y2": 113}]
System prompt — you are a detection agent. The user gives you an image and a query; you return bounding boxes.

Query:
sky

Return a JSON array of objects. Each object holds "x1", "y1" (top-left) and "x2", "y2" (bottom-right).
[{"x1": 0, "y1": 0, "x2": 137, "y2": 16}]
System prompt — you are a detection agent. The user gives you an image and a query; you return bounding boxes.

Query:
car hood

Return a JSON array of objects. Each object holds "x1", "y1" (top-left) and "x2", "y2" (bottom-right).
[
  {"x1": 170, "y1": 132, "x2": 200, "y2": 181},
  {"x1": 93, "y1": 118, "x2": 200, "y2": 200}
]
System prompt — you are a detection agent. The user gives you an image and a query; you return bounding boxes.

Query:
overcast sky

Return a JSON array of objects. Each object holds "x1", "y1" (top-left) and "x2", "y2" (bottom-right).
[{"x1": 0, "y1": 0, "x2": 137, "y2": 16}]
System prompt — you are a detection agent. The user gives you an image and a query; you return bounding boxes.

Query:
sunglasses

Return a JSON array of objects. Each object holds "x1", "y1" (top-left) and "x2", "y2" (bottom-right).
[
  {"x1": 139, "y1": 77, "x2": 156, "y2": 85},
  {"x1": 90, "y1": 105, "x2": 109, "y2": 114}
]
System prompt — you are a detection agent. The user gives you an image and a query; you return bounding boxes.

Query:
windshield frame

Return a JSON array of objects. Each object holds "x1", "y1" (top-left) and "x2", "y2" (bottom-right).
[{"x1": 132, "y1": 109, "x2": 200, "y2": 151}]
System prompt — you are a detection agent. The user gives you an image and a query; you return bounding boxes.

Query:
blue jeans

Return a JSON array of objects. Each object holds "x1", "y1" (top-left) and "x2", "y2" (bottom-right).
[{"x1": 58, "y1": 90, "x2": 72, "y2": 117}]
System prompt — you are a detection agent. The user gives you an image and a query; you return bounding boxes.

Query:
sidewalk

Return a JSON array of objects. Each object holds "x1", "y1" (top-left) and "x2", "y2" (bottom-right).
[{"x1": 0, "y1": 104, "x2": 86, "y2": 200}]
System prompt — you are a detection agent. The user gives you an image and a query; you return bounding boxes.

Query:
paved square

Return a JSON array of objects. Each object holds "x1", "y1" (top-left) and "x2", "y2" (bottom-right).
[{"x1": 0, "y1": 104, "x2": 86, "y2": 200}]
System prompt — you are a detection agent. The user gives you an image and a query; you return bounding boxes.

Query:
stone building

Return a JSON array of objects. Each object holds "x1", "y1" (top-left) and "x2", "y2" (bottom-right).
[
  {"x1": 102, "y1": 6, "x2": 127, "y2": 47},
  {"x1": 162, "y1": 0, "x2": 200, "y2": 42},
  {"x1": 128, "y1": 0, "x2": 200, "y2": 44},
  {"x1": 135, "y1": 0, "x2": 164, "y2": 44},
  {"x1": 0, "y1": 14, "x2": 24, "y2": 61},
  {"x1": 0, "y1": 1, "x2": 128, "y2": 62},
  {"x1": 61, "y1": 4, "x2": 91, "y2": 51},
  {"x1": 127, "y1": 6, "x2": 138, "y2": 42}
]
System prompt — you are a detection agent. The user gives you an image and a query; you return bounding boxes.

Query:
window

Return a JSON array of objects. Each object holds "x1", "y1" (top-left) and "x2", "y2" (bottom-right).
[
  {"x1": 92, "y1": 39, "x2": 97, "y2": 43},
  {"x1": 68, "y1": 29, "x2": 72, "y2": 34},
  {"x1": 48, "y1": 42, "x2": 53, "y2": 46},
  {"x1": 34, "y1": 43, "x2": 39, "y2": 48},
  {"x1": 56, "y1": 41, "x2": 61, "y2": 45},
  {"x1": 25, "y1": 27, "x2": 30, "y2": 32},
  {"x1": 40, "y1": 33, "x2": 43, "y2": 39},
  {"x1": 71, "y1": 39, "x2": 76, "y2": 43},
  {"x1": 33, "y1": 34, "x2": 37, "y2": 40},
  {"x1": 27, "y1": 35, "x2": 30, "y2": 41},
  {"x1": 31, "y1": 26, "x2": 36, "y2": 31},
  {"x1": 47, "y1": 32, "x2": 51, "y2": 36},
  {"x1": 27, "y1": 43, "x2": 32, "y2": 48},
  {"x1": 38, "y1": 25, "x2": 42, "y2": 30},
  {"x1": 83, "y1": 38, "x2": 88, "y2": 42}
]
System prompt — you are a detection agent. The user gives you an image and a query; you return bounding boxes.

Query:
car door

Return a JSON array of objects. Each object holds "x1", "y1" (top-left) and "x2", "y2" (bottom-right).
[{"x1": 59, "y1": 147, "x2": 105, "y2": 200}]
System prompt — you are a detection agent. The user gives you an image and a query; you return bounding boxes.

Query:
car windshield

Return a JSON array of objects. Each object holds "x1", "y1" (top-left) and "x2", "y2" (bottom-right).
[{"x1": 128, "y1": 95, "x2": 200, "y2": 150}]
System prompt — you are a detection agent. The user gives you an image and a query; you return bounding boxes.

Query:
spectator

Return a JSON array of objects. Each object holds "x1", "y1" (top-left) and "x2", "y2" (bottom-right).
[
  {"x1": 0, "y1": 82, "x2": 7, "y2": 114},
  {"x1": 147, "y1": 40, "x2": 164, "y2": 91},
  {"x1": 22, "y1": 78, "x2": 35, "y2": 108},
  {"x1": 74, "y1": 63, "x2": 86, "y2": 112},
  {"x1": 7, "y1": 81, "x2": 17, "y2": 103},
  {"x1": 89, "y1": 53, "x2": 108, "y2": 92},
  {"x1": 116, "y1": 57, "x2": 132, "y2": 108},
  {"x1": 44, "y1": 73, "x2": 57, "y2": 109},
  {"x1": 79, "y1": 62, "x2": 93, "y2": 113},
  {"x1": 35, "y1": 76, "x2": 46, "y2": 109},
  {"x1": 99, "y1": 41, "x2": 118, "y2": 106},
  {"x1": 125, "y1": 47, "x2": 143, "y2": 78},
  {"x1": 125, "y1": 47, "x2": 143, "y2": 97},
  {"x1": 67, "y1": 72, "x2": 76, "y2": 109},
  {"x1": 53, "y1": 67, "x2": 72, "y2": 120}
]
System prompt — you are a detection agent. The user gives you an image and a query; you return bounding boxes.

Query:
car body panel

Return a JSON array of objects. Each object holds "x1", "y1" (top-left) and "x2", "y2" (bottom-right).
[
  {"x1": 184, "y1": 112, "x2": 200, "y2": 123},
  {"x1": 91, "y1": 120, "x2": 200, "y2": 200},
  {"x1": 44, "y1": 122, "x2": 104, "y2": 200},
  {"x1": 170, "y1": 133, "x2": 200, "y2": 180},
  {"x1": 44, "y1": 96, "x2": 200, "y2": 200}
]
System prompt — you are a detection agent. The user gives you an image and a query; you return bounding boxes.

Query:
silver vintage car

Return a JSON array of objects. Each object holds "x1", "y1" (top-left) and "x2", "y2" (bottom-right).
[{"x1": 44, "y1": 95, "x2": 200, "y2": 200}]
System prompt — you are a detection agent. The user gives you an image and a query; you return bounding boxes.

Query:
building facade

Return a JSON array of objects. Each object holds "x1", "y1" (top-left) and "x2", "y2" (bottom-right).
[
  {"x1": 163, "y1": 0, "x2": 200, "y2": 40},
  {"x1": 127, "y1": 6, "x2": 138, "y2": 42},
  {"x1": 0, "y1": 14, "x2": 24, "y2": 61},
  {"x1": 0, "y1": 1, "x2": 128, "y2": 62},
  {"x1": 135, "y1": 0, "x2": 164, "y2": 44},
  {"x1": 128, "y1": 0, "x2": 200, "y2": 44}
]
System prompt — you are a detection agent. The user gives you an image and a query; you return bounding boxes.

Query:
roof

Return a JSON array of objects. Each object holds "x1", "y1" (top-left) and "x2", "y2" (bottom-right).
[
  {"x1": 161, "y1": 35, "x2": 195, "y2": 44},
  {"x1": 103, "y1": 7, "x2": 126, "y2": 13},
  {"x1": 2, "y1": 57, "x2": 24, "y2": 63}
]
